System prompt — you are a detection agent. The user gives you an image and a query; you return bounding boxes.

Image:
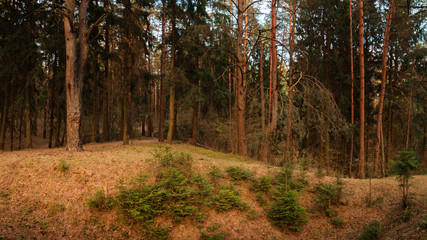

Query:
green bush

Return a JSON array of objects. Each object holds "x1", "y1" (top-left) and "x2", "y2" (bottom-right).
[
  {"x1": 391, "y1": 150, "x2": 422, "y2": 208},
  {"x1": 213, "y1": 185, "x2": 248, "y2": 211},
  {"x1": 356, "y1": 220, "x2": 383, "y2": 240},
  {"x1": 225, "y1": 166, "x2": 253, "y2": 181},
  {"x1": 400, "y1": 207, "x2": 413, "y2": 222},
  {"x1": 87, "y1": 190, "x2": 113, "y2": 211},
  {"x1": 267, "y1": 190, "x2": 308, "y2": 232},
  {"x1": 312, "y1": 183, "x2": 343, "y2": 214},
  {"x1": 251, "y1": 176, "x2": 273, "y2": 193}
]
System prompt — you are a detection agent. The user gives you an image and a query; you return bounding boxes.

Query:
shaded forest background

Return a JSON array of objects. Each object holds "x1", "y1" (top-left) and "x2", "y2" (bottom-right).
[{"x1": 0, "y1": 0, "x2": 426, "y2": 178}]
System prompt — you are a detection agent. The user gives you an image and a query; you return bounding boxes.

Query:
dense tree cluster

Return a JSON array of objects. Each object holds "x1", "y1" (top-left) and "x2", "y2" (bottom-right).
[{"x1": 0, "y1": 0, "x2": 425, "y2": 178}]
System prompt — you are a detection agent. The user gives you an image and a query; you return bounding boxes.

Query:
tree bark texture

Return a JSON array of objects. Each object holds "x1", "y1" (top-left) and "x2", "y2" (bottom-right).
[
  {"x1": 375, "y1": 0, "x2": 394, "y2": 177},
  {"x1": 358, "y1": 0, "x2": 366, "y2": 179},
  {"x1": 158, "y1": 0, "x2": 166, "y2": 142},
  {"x1": 64, "y1": 0, "x2": 89, "y2": 152},
  {"x1": 236, "y1": 0, "x2": 248, "y2": 156},
  {"x1": 349, "y1": 0, "x2": 354, "y2": 178}
]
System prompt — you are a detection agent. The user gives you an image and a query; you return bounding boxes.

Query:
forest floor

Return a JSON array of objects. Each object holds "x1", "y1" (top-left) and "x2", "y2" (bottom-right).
[{"x1": 0, "y1": 139, "x2": 426, "y2": 240}]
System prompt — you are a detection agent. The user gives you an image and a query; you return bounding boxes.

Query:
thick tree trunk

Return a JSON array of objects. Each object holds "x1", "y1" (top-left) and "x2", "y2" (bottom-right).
[
  {"x1": 158, "y1": 0, "x2": 166, "y2": 142},
  {"x1": 358, "y1": 0, "x2": 366, "y2": 179},
  {"x1": 64, "y1": 0, "x2": 88, "y2": 152},
  {"x1": 349, "y1": 0, "x2": 355, "y2": 178},
  {"x1": 236, "y1": 0, "x2": 247, "y2": 156},
  {"x1": 375, "y1": 0, "x2": 394, "y2": 177}
]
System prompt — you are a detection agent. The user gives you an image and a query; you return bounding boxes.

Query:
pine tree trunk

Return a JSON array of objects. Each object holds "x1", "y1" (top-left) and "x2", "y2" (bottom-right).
[
  {"x1": 236, "y1": 0, "x2": 247, "y2": 156},
  {"x1": 123, "y1": 54, "x2": 129, "y2": 145},
  {"x1": 64, "y1": 0, "x2": 88, "y2": 152},
  {"x1": 141, "y1": 115, "x2": 146, "y2": 137},
  {"x1": 190, "y1": 102, "x2": 198, "y2": 145},
  {"x1": 260, "y1": 0, "x2": 278, "y2": 163},
  {"x1": 375, "y1": 0, "x2": 394, "y2": 177},
  {"x1": 158, "y1": 0, "x2": 166, "y2": 142},
  {"x1": 167, "y1": 3, "x2": 177, "y2": 145},
  {"x1": 103, "y1": 0, "x2": 110, "y2": 142},
  {"x1": 25, "y1": 80, "x2": 32, "y2": 149},
  {"x1": 18, "y1": 107, "x2": 23, "y2": 150},
  {"x1": 286, "y1": 0, "x2": 297, "y2": 154},
  {"x1": 54, "y1": 107, "x2": 61, "y2": 147},
  {"x1": 10, "y1": 101, "x2": 14, "y2": 151},
  {"x1": 406, "y1": 59, "x2": 414, "y2": 149},
  {"x1": 0, "y1": 83, "x2": 9, "y2": 151},
  {"x1": 358, "y1": 0, "x2": 366, "y2": 179},
  {"x1": 349, "y1": 0, "x2": 355, "y2": 178}
]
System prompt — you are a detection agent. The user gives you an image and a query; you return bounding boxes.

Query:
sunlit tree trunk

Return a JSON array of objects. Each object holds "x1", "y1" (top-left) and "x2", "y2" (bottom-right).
[
  {"x1": 375, "y1": 0, "x2": 394, "y2": 177},
  {"x1": 358, "y1": 0, "x2": 365, "y2": 179},
  {"x1": 260, "y1": 0, "x2": 278, "y2": 162}
]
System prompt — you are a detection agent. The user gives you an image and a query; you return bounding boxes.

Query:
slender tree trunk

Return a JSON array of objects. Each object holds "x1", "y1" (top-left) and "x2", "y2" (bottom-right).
[
  {"x1": 387, "y1": 50, "x2": 396, "y2": 165},
  {"x1": 123, "y1": 54, "x2": 129, "y2": 145},
  {"x1": 260, "y1": 0, "x2": 278, "y2": 162},
  {"x1": 260, "y1": 39, "x2": 265, "y2": 133},
  {"x1": 286, "y1": 0, "x2": 297, "y2": 153},
  {"x1": 0, "y1": 83, "x2": 9, "y2": 151},
  {"x1": 375, "y1": 0, "x2": 394, "y2": 177},
  {"x1": 349, "y1": 0, "x2": 355, "y2": 178},
  {"x1": 406, "y1": 59, "x2": 415, "y2": 149},
  {"x1": 358, "y1": 0, "x2": 366, "y2": 179},
  {"x1": 103, "y1": 3, "x2": 110, "y2": 142},
  {"x1": 18, "y1": 106, "x2": 23, "y2": 150},
  {"x1": 236, "y1": 0, "x2": 247, "y2": 156},
  {"x1": 167, "y1": 3, "x2": 177, "y2": 144},
  {"x1": 10, "y1": 100, "x2": 14, "y2": 151},
  {"x1": 25, "y1": 79, "x2": 32, "y2": 149},
  {"x1": 54, "y1": 106, "x2": 62, "y2": 147},
  {"x1": 141, "y1": 115, "x2": 146, "y2": 137},
  {"x1": 158, "y1": 0, "x2": 166, "y2": 142},
  {"x1": 91, "y1": 74, "x2": 99, "y2": 143}
]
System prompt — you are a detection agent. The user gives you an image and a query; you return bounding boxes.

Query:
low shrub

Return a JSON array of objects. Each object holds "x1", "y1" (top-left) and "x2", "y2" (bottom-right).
[
  {"x1": 356, "y1": 220, "x2": 383, "y2": 240},
  {"x1": 267, "y1": 189, "x2": 308, "y2": 232},
  {"x1": 330, "y1": 217, "x2": 345, "y2": 228},
  {"x1": 312, "y1": 183, "x2": 344, "y2": 215},
  {"x1": 213, "y1": 185, "x2": 248, "y2": 211},
  {"x1": 87, "y1": 190, "x2": 113, "y2": 211},
  {"x1": 225, "y1": 166, "x2": 253, "y2": 181}
]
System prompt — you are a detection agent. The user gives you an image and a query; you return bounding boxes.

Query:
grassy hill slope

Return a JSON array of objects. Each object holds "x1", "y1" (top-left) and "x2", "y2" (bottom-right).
[{"x1": 0, "y1": 140, "x2": 426, "y2": 239}]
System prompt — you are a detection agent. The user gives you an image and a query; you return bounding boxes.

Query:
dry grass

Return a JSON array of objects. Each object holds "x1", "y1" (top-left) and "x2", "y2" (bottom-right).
[{"x1": 0, "y1": 139, "x2": 426, "y2": 239}]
